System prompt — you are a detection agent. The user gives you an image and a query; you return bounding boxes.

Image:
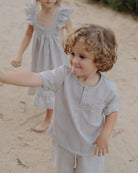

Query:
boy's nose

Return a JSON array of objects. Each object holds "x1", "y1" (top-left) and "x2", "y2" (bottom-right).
[{"x1": 72, "y1": 56, "x2": 79, "y2": 63}]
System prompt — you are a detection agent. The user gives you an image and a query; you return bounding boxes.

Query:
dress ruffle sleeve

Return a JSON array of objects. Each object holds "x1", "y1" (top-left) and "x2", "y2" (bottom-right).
[
  {"x1": 57, "y1": 8, "x2": 73, "y2": 29},
  {"x1": 24, "y1": 1, "x2": 38, "y2": 25}
]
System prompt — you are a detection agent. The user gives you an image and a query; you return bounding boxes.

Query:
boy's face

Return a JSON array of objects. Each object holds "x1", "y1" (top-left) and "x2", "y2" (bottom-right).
[
  {"x1": 69, "y1": 41, "x2": 98, "y2": 78},
  {"x1": 39, "y1": 0, "x2": 57, "y2": 8}
]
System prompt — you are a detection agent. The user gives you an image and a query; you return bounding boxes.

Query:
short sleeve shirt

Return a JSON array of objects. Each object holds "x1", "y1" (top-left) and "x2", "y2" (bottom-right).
[{"x1": 40, "y1": 65, "x2": 119, "y2": 156}]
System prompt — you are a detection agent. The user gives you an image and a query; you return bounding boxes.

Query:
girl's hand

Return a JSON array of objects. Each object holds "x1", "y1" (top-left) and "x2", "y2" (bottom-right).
[
  {"x1": 93, "y1": 134, "x2": 109, "y2": 157},
  {"x1": 11, "y1": 57, "x2": 23, "y2": 68}
]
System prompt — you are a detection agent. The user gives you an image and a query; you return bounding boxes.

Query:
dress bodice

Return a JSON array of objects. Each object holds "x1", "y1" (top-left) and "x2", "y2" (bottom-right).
[{"x1": 24, "y1": 2, "x2": 73, "y2": 37}]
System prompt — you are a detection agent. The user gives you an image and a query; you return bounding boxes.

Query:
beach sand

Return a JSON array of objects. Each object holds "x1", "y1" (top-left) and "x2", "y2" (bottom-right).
[{"x1": 0, "y1": 0, "x2": 138, "y2": 172}]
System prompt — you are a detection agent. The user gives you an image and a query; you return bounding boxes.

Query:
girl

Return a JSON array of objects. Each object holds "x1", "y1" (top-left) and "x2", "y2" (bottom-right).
[
  {"x1": 1, "y1": 24, "x2": 118, "y2": 173},
  {"x1": 11, "y1": 0, "x2": 73, "y2": 132}
]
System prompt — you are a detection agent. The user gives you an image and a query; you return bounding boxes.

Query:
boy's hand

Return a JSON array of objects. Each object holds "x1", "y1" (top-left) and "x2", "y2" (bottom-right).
[
  {"x1": 93, "y1": 134, "x2": 109, "y2": 157},
  {"x1": 11, "y1": 57, "x2": 22, "y2": 68}
]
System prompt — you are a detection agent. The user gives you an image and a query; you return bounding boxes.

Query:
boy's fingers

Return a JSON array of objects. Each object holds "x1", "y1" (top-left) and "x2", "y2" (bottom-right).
[
  {"x1": 94, "y1": 146, "x2": 98, "y2": 156},
  {"x1": 98, "y1": 149, "x2": 102, "y2": 157},
  {"x1": 102, "y1": 149, "x2": 105, "y2": 156},
  {"x1": 92, "y1": 141, "x2": 96, "y2": 145},
  {"x1": 106, "y1": 147, "x2": 109, "y2": 154},
  {"x1": 95, "y1": 147, "x2": 106, "y2": 157}
]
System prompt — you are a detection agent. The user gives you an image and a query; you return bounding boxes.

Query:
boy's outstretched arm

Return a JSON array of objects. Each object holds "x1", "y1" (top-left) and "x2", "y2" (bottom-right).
[
  {"x1": 93, "y1": 112, "x2": 118, "y2": 156},
  {"x1": 0, "y1": 71, "x2": 43, "y2": 88}
]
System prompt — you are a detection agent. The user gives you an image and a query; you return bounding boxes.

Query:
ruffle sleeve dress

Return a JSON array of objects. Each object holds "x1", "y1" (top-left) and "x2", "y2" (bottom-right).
[{"x1": 24, "y1": 1, "x2": 73, "y2": 108}]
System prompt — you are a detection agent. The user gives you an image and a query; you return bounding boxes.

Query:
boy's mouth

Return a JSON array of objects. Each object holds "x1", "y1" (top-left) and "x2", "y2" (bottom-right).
[
  {"x1": 46, "y1": 2, "x2": 52, "y2": 5},
  {"x1": 71, "y1": 65, "x2": 81, "y2": 74},
  {"x1": 73, "y1": 65, "x2": 81, "y2": 69}
]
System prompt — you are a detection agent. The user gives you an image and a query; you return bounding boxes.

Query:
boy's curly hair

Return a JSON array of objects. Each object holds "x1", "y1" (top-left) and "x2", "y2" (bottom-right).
[
  {"x1": 64, "y1": 24, "x2": 117, "y2": 72},
  {"x1": 36, "y1": 0, "x2": 61, "y2": 6}
]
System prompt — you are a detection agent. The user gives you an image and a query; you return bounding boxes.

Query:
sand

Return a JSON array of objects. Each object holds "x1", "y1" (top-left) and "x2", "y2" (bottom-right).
[{"x1": 0, "y1": 0, "x2": 138, "y2": 172}]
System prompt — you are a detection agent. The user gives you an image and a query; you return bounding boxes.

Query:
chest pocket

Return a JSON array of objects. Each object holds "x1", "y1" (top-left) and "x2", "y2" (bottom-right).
[{"x1": 80, "y1": 103, "x2": 105, "y2": 126}]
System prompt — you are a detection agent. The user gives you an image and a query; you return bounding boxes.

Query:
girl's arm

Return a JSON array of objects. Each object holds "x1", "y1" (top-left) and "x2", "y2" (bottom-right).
[
  {"x1": 11, "y1": 25, "x2": 34, "y2": 68},
  {"x1": 93, "y1": 112, "x2": 118, "y2": 156},
  {"x1": 0, "y1": 71, "x2": 43, "y2": 88},
  {"x1": 64, "y1": 19, "x2": 72, "y2": 33},
  {"x1": 62, "y1": 20, "x2": 72, "y2": 47}
]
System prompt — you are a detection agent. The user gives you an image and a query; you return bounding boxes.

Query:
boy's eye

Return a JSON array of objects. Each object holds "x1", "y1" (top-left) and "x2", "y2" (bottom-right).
[{"x1": 80, "y1": 55, "x2": 86, "y2": 59}]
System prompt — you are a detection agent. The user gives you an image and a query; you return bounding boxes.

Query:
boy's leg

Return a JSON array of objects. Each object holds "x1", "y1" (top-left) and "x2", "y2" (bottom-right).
[
  {"x1": 52, "y1": 142, "x2": 75, "y2": 173},
  {"x1": 76, "y1": 154, "x2": 104, "y2": 173},
  {"x1": 32, "y1": 109, "x2": 53, "y2": 132}
]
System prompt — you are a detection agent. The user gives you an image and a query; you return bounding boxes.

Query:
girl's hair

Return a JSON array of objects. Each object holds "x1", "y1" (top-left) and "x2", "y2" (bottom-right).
[
  {"x1": 36, "y1": 0, "x2": 61, "y2": 6},
  {"x1": 64, "y1": 24, "x2": 117, "y2": 72}
]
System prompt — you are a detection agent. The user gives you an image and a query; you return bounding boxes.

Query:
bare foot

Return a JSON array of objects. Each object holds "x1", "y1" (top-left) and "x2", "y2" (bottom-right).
[{"x1": 32, "y1": 121, "x2": 50, "y2": 133}]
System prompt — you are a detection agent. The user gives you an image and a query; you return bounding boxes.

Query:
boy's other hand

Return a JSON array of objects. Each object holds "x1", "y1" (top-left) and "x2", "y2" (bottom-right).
[{"x1": 93, "y1": 134, "x2": 109, "y2": 157}]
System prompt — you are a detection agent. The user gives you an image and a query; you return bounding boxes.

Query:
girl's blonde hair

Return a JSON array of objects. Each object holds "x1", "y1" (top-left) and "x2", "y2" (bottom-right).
[
  {"x1": 36, "y1": 0, "x2": 61, "y2": 6},
  {"x1": 64, "y1": 24, "x2": 117, "y2": 72}
]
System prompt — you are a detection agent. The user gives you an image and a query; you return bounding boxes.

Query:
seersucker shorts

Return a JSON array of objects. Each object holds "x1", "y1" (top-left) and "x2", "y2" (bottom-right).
[{"x1": 52, "y1": 142, "x2": 105, "y2": 173}]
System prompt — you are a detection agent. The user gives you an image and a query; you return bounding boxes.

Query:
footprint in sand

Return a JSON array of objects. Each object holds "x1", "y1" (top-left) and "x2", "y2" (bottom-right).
[{"x1": 19, "y1": 101, "x2": 26, "y2": 113}]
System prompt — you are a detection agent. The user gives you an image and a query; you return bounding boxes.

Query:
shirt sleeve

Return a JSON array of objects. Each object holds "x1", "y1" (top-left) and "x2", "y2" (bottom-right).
[
  {"x1": 103, "y1": 83, "x2": 119, "y2": 116},
  {"x1": 40, "y1": 65, "x2": 66, "y2": 92}
]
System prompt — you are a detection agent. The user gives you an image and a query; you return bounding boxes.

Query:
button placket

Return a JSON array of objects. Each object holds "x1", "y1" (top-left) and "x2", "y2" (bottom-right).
[{"x1": 80, "y1": 87, "x2": 88, "y2": 107}]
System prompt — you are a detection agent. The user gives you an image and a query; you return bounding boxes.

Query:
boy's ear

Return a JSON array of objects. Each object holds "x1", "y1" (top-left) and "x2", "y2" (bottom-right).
[
  {"x1": 92, "y1": 53, "x2": 96, "y2": 62},
  {"x1": 93, "y1": 54, "x2": 99, "y2": 70}
]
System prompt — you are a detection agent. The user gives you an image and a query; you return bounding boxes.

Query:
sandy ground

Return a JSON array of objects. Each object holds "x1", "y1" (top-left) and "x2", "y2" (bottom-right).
[{"x1": 0, "y1": 0, "x2": 138, "y2": 172}]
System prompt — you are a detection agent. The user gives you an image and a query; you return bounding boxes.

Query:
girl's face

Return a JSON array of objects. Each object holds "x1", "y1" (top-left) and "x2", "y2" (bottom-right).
[
  {"x1": 39, "y1": 0, "x2": 57, "y2": 8},
  {"x1": 69, "y1": 41, "x2": 98, "y2": 79}
]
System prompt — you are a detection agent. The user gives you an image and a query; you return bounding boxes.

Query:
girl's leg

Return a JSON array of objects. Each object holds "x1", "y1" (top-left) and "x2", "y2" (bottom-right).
[{"x1": 32, "y1": 109, "x2": 53, "y2": 132}]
